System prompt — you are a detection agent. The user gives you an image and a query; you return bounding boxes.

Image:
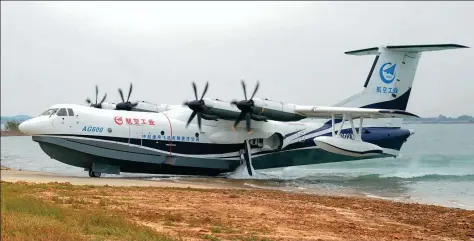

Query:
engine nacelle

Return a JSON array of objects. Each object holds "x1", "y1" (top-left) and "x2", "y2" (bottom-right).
[
  {"x1": 202, "y1": 98, "x2": 238, "y2": 111},
  {"x1": 129, "y1": 101, "x2": 167, "y2": 112},
  {"x1": 97, "y1": 101, "x2": 177, "y2": 113},
  {"x1": 252, "y1": 98, "x2": 306, "y2": 122},
  {"x1": 99, "y1": 103, "x2": 118, "y2": 110},
  {"x1": 200, "y1": 98, "x2": 307, "y2": 122},
  {"x1": 314, "y1": 136, "x2": 383, "y2": 157},
  {"x1": 201, "y1": 98, "x2": 241, "y2": 121}
]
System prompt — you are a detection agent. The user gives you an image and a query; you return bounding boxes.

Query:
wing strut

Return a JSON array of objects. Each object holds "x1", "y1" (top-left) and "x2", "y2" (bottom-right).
[{"x1": 331, "y1": 114, "x2": 364, "y2": 140}]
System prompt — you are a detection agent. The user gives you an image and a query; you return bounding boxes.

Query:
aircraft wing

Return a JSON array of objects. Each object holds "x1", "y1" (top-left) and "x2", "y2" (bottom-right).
[{"x1": 294, "y1": 106, "x2": 419, "y2": 119}]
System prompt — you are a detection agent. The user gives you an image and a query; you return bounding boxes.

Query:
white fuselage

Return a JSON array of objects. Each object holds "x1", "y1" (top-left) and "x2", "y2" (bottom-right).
[{"x1": 19, "y1": 103, "x2": 410, "y2": 176}]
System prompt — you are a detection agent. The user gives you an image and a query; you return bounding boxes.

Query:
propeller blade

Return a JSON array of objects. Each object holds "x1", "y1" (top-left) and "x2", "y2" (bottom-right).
[
  {"x1": 118, "y1": 88, "x2": 125, "y2": 102},
  {"x1": 241, "y1": 80, "x2": 247, "y2": 100},
  {"x1": 99, "y1": 93, "x2": 107, "y2": 105},
  {"x1": 86, "y1": 98, "x2": 92, "y2": 104},
  {"x1": 197, "y1": 112, "x2": 202, "y2": 130},
  {"x1": 200, "y1": 81, "x2": 209, "y2": 100},
  {"x1": 192, "y1": 82, "x2": 198, "y2": 100},
  {"x1": 246, "y1": 113, "x2": 251, "y2": 133},
  {"x1": 250, "y1": 81, "x2": 259, "y2": 100},
  {"x1": 127, "y1": 83, "x2": 133, "y2": 102},
  {"x1": 233, "y1": 112, "x2": 246, "y2": 129},
  {"x1": 186, "y1": 111, "x2": 197, "y2": 127},
  {"x1": 95, "y1": 85, "x2": 98, "y2": 104}
]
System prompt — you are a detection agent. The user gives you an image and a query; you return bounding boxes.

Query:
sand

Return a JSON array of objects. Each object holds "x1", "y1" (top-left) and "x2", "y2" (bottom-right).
[
  {"x1": 0, "y1": 170, "x2": 247, "y2": 189},
  {"x1": 1, "y1": 169, "x2": 474, "y2": 240}
]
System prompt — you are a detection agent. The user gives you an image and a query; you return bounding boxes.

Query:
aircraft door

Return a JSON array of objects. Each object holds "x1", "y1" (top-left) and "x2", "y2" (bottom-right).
[
  {"x1": 128, "y1": 123, "x2": 144, "y2": 146},
  {"x1": 293, "y1": 124, "x2": 306, "y2": 143},
  {"x1": 65, "y1": 108, "x2": 78, "y2": 133},
  {"x1": 297, "y1": 129, "x2": 306, "y2": 143}
]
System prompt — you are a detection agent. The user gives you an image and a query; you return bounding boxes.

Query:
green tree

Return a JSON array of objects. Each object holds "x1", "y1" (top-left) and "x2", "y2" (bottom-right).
[{"x1": 4, "y1": 120, "x2": 20, "y2": 131}]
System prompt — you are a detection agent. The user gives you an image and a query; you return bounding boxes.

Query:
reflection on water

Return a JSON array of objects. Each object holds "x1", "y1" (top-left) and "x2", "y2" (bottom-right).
[{"x1": 1, "y1": 124, "x2": 474, "y2": 210}]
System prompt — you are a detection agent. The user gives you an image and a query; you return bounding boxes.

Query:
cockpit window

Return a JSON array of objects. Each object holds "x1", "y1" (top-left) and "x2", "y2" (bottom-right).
[
  {"x1": 67, "y1": 108, "x2": 74, "y2": 116},
  {"x1": 57, "y1": 108, "x2": 67, "y2": 116},
  {"x1": 40, "y1": 108, "x2": 58, "y2": 116}
]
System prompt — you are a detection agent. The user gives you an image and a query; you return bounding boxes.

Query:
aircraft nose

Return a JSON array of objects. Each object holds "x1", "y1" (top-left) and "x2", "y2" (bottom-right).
[{"x1": 19, "y1": 120, "x2": 32, "y2": 135}]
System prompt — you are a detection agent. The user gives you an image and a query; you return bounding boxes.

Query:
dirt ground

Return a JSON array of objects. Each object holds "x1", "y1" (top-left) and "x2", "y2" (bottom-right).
[
  {"x1": 25, "y1": 182, "x2": 474, "y2": 241},
  {"x1": 2, "y1": 170, "x2": 474, "y2": 240}
]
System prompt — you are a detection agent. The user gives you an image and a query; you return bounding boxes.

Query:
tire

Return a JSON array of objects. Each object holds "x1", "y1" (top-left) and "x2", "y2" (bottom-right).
[{"x1": 88, "y1": 169, "x2": 101, "y2": 178}]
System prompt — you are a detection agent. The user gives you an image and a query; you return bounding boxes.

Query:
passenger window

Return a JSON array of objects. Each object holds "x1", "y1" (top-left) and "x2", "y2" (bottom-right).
[
  {"x1": 57, "y1": 108, "x2": 67, "y2": 116},
  {"x1": 67, "y1": 108, "x2": 74, "y2": 116}
]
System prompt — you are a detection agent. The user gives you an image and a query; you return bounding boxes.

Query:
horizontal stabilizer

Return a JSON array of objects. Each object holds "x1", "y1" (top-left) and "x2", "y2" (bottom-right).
[
  {"x1": 295, "y1": 106, "x2": 419, "y2": 119},
  {"x1": 345, "y1": 44, "x2": 468, "y2": 56}
]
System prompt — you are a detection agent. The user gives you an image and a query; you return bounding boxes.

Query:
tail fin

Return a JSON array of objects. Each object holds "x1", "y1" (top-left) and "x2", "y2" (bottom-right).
[{"x1": 335, "y1": 44, "x2": 468, "y2": 110}]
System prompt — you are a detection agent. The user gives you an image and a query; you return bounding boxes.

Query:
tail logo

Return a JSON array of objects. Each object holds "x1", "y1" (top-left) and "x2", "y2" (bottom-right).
[{"x1": 379, "y1": 62, "x2": 397, "y2": 84}]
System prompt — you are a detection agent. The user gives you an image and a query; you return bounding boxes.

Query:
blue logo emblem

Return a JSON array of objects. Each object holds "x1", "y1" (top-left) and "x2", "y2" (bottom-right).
[{"x1": 379, "y1": 62, "x2": 396, "y2": 84}]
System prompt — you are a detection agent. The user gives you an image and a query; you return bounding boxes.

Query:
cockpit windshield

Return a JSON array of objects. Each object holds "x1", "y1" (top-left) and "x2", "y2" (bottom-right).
[{"x1": 39, "y1": 108, "x2": 58, "y2": 116}]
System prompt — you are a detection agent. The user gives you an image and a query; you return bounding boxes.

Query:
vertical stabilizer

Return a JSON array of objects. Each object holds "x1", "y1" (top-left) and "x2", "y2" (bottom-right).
[{"x1": 335, "y1": 44, "x2": 468, "y2": 110}]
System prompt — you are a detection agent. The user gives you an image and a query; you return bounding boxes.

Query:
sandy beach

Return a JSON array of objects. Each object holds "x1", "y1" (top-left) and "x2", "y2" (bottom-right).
[{"x1": 1, "y1": 169, "x2": 473, "y2": 241}]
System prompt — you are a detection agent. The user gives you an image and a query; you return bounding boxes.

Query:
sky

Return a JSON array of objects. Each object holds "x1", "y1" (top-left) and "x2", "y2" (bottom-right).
[{"x1": 1, "y1": 1, "x2": 473, "y2": 117}]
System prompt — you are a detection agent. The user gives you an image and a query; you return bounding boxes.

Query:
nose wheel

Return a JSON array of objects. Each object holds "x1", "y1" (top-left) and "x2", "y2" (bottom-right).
[{"x1": 88, "y1": 169, "x2": 101, "y2": 178}]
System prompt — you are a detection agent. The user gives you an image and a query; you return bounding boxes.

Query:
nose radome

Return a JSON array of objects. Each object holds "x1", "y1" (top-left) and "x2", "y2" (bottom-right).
[{"x1": 18, "y1": 120, "x2": 30, "y2": 135}]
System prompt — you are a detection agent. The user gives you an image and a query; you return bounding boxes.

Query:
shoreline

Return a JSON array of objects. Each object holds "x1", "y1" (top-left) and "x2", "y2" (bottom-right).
[
  {"x1": 0, "y1": 130, "x2": 27, "y2": 136},
  {"x1": 0, "y1": 169, "x2": 253, "y2": 190},
  {"x1": 1, "y1": 168, "x2": 472, "y2": 210},
  {"x1": 1, "y1": 169, "x2": 473, "y2": 240}
]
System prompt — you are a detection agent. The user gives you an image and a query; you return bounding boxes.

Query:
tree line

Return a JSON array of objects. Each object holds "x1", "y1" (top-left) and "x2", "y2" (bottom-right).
[{"x1": 3, "y1": 121, "x2": 20, "y2": 131}]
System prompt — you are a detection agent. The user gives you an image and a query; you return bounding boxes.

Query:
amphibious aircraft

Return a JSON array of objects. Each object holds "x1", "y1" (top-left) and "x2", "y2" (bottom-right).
[{"x1": 19, "y1": 44, "x2": 468, "y2": 177}]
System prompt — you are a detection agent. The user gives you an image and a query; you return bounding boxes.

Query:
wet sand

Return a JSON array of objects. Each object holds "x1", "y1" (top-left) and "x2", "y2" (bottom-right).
[{"x1": 1, "y1": 169, "x2": 474, "y2": 240}]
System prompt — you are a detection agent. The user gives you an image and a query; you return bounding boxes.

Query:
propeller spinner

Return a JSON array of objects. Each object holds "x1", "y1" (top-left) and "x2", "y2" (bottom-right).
[
  {"x1": 231, "y1": 80, "x2": 266, "y2": 133},
  {"x1": 183, "y1": 81, "x2": 210, "y2": 131},
  {"x1": 116, "y1": 83, "x2": 138, "y2": 111},
  {"x1": 85, "y1": 85, "x2": 107, "y2": 108}
]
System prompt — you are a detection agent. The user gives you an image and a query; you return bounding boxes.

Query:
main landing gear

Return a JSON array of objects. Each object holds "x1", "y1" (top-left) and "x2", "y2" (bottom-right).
[
  {"x1": 85, "y1": 163, "x2": 119, "y2": 177},
  {"x1": 88, "y1": 169, "x2": 101, "y2": 178}
]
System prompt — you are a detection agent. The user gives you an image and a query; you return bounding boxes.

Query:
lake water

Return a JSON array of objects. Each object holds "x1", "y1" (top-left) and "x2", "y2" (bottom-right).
[{"x1": 2, "y1": 124, "x2": 473, "y2": 210}]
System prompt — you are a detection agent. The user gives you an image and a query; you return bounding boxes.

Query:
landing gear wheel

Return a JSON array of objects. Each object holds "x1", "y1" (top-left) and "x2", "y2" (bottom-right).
[{"x1": 88, "y1": 169, "x2": 101, "y2": 178}]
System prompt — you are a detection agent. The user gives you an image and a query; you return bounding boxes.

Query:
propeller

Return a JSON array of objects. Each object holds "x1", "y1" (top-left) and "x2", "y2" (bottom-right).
[
  {"x1": 231, "y1": 80, "x2": 262, "y2": 133},
  {"x1": 183, "y1": 81, "x2": 209, "y2": 131},
  {"x1": 116, "y1": 83, "x2": 138, "y2": 111},
  {"x1": 85, "y1": 85, "x2": 107, "y2": 108}
]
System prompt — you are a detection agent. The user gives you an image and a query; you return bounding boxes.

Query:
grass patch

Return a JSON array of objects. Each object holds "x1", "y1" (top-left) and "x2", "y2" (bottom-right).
[
  {"x1": 1, "y1": 182, "x2": 177, "y2": 241},
  {"x1": 210, "y1": 226, "x2": 221, "y2": 233},
  {"x1": 203, "y1": 234, "x2": 221, "y2": 241}
]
